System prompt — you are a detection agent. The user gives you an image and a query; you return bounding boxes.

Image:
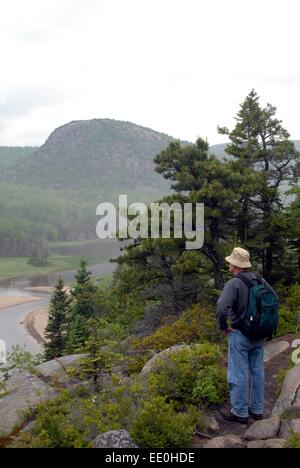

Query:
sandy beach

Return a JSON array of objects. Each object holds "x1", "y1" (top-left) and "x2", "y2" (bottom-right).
[
  {"x1": 0, "y1": 296, "x2": 42, "y2": 310},
  {"x1": 23, "y1": 307, "x2": 49, "y2": 345},
  {"x1": 23, "y1": 286, "x2": 70, "y2": 294},
  {"x1": 20, "y1": 286, "x2": 69, "y2": 346}
]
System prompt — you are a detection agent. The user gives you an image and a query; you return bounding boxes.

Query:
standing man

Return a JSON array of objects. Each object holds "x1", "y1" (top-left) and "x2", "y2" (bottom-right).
[{"x1": 216, "y1": 247, "x2": 278, "y2": 424}]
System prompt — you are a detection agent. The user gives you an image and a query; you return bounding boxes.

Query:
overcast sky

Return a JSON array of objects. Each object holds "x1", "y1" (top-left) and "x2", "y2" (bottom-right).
[{"x1": 0, "y1": 0, "x2": 299, "y2": 146}]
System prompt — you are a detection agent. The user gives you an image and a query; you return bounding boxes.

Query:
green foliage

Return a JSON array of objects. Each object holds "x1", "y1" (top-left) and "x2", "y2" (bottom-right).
[
  {"x1": 28, "y1": 238, "x2": 49, "y2": 267},
  {"x1": 74, "y1": 259, "x2": 94, "y2": 287},
  {"x1": 277, "y1": 306, "x2": 299, "y2": 336},
  {"x1": 0, "y1": 380, "x2": 8, "y2": 398},
  {"x1": 95, "y1": 269, "x2": 146, "y2": 331},
  {"x1": 112, "y1": 221, "x2": 217, "y2": 326},
  {"x1": 153, "y1": 137, "x2": 257, "y2": 289},
  {"x1": 69, "y1": 318, "x2": 121, "y2": 390},
  {"x1": 22, "y1": 391, "x2": 94, "y2": 448},
  {"x1": 65, "y1": 315, "x2": 90, "y2": 354},
  {"x1": 0, "y1": 146, "x2": 36, "y2": 169},
  {"x1": 285, "y1": 433, "x2": 300, "y2": 448},
  {"x1": 93, "y1": 375, "x2": 145, "y2": 431},
  {"x1": 124, "y1": 354, "x2": 150, "y2": 375},
  {"x1": 0, "y1": 183, "x2": 96, "y2": 257},
  {"x1": 24, "y1": 382, "x2": 137, "y2": 448},
  {"x1": 146, "y1": 343, "x2": 224, "y2": 406},
  {"x1": 285, "y1": 187, "x2": 300, "y2": 284},
  {"x1": 0, "y1": 254, "x2": 104, "y2": 280},
  {"x1": 71, "y1": 259, "x2": 98, "y2": 316},
  {"x1": 276, "y1": 368, "x2": 288, "y2": 398},
  {"x1": 285, "y1": 284, "x2": 300, "y2": 313},
  {"x1": 192, "y1": 366, "x2": 228, "y2": 405},
  {"x1": 276, "y1": 284, "x2": 300, "y2": 336},
  {"x1": 219, "y1": 89, "x2": 300, "y2": 281},
  {"x1": 130, "y1": 397, "x2": 201, "y2": 448},
  {"x1": 24, "y1": 376, "x2": 142, "y2": 448},
  {"x1": 273, "y1": 281, "x2": 289, "y2": 302},
  {"x1": 44, "y1": 277, "x2": 70, "y2": 360},
  {"x1": 133, "y1": 305, "x2": 219, "y2": 353},
  {"x1": 0, "y1": 346, "x2": 43, "y2": 380},
  {"x1": 24, "y1": 377, "x2": 202, "y2": 449},
  {"x1": 65, "y1": 259, "x2": 99, "y2": 354},
  {"x1": 275, "y1": 357, "x2": 295, "y2": 398}
]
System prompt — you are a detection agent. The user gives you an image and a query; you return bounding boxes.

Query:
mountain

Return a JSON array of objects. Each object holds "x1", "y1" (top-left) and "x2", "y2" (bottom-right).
[
  {"x1": 9, "y1": 119, "x2": 182, "y2": 193},
  {"x1": 0, "y1": 120, "x2": 187, "y2": 249}
]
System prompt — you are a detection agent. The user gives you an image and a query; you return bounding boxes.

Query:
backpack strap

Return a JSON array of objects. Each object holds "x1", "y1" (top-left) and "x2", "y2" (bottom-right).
[
  {"x1": 233, "y1": 273, "x2": 262, "y2": 320},
  {"x1": 235, "y1": 273, "x2": 262, "y2": 288},
  {"x1": 235, "y1": 273, "x2": 253, "y2": 288}
]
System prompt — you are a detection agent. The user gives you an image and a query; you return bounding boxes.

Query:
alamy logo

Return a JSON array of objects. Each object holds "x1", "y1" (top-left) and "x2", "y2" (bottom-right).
[
  {"x1": 96, "y1": 195, "x2": 205, "y2": 250},
  {"x1": 0, "y1": 339, "x2": 6, "y2": 365}
]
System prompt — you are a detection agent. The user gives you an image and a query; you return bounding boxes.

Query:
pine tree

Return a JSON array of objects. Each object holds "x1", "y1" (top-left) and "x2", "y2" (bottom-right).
[
  {"x1": 153, "y1": 138, "x2": 254, "y2": 289},
  {"x1": 218, "y1": 89, "x2": 300, "y2": 280},
  {"x1": 285, "y1": 187, "x2": 300, "y2": 283},
  {"x1": 44, "y1": 277, "x2": 70, "y2": 360},
  {"x1": 65, "y1": 259, "x2": 98, "y2": 354},
  {"x1": 113, "y1": 136, "x2": 254, "y2": 319},
  {"x1": 71, "y1": 318, "x2": 116, "y2": 391}
]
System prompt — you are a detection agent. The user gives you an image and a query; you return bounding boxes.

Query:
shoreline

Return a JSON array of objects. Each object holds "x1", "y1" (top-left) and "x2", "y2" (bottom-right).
[
  {"x1": 0, "y1": 296, "x2": 42, "y2": 310},
  {"x1": 0, "y1": 262, "x2": 114, "y2": 349},
  {"x1": 22, "y1": 287, "x2": 69, "y2": 346},
  {"x1": 23, "y1": 307, "x2": 49, "y2": 346},
  {"x1": 23, "y1": 286, "x2": 70, "y2": 294},
  {"x1": 0, "y1": 257, "x2": 115, "y2": 284}
]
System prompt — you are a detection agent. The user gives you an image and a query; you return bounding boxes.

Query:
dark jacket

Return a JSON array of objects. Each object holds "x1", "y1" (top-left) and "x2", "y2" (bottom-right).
[{"x1": 216, "y1": 272, "x2": 279, "y2": 331}]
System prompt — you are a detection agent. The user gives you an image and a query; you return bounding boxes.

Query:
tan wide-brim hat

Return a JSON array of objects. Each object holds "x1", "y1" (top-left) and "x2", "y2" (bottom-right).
[{"x1": 225, "y1": 247, "x2": 252, "y2": 269}]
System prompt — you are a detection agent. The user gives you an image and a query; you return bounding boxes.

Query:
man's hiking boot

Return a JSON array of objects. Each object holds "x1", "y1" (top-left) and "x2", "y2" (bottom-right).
[
  {"x1": 219, "y1": 410, "x2": 249, "y2": 425},
  {"x1": 249, "y1": 409, "x2": 263, "y2": 421}
]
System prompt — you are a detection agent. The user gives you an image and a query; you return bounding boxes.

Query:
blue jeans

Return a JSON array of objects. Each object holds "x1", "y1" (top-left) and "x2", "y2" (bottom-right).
[{"x1": 228, "y1": 330, "x2": 265, "y2": 418}]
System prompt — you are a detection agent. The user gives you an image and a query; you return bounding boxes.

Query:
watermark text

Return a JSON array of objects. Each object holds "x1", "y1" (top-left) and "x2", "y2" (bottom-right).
[{"x1": 96, "y1": 195, "x2": 204, "y2": 250}]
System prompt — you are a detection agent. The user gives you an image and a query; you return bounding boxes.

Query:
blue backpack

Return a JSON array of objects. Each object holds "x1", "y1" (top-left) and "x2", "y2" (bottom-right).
[{"x1": 235, "y1": 273, "x2": 279, "y2": 341}]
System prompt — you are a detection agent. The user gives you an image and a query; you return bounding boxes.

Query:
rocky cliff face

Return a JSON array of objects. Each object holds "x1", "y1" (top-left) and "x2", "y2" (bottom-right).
[{"x1": 13, "y1": 119, "x2": 178, "y2": 192}]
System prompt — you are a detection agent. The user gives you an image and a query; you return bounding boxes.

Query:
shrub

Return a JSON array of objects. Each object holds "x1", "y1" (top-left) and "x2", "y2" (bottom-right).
[
  {"x1": 285, "y1": 284, "x2": 300, "y2": 313},
  {"x1": 276, "y1": 284, "x2": 300, "y2": 336},
  {"x1": 273, "y1": 281, "x2": 288, "y2": 302},
  {"x1": 0, "y1": 345, "x2": 44, "y2": 380},
  {"x1": 192, "y1": 365, "x2": 227, "y2": 406},
  {"x1": 147, "y1": 343, "x2": 224, "y2": 406},
  {"x1": 277, "y1": 306, "x2": 299, "y2": 336},
  {"x1": 130, "y1": 396, "x2": 201, "y2": 448},
  {"x1": 124, "y1": 354, "x2": 150, "y2": 375},
  {"x1": 285, "y1": 433, "x2": 300, "y2": 448},
  {"x1": 29, "y1": 416, "x2": 90, "y2": 449},
  {"x1": 94, "y1": 375, "x2": 145, "y2": 431},
  {"x1": 22, "y1": 391, "x2": 102, "y2": 448},
  {"x1": 133, "y1": 305, "x2": 219, "y2": 353}
]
